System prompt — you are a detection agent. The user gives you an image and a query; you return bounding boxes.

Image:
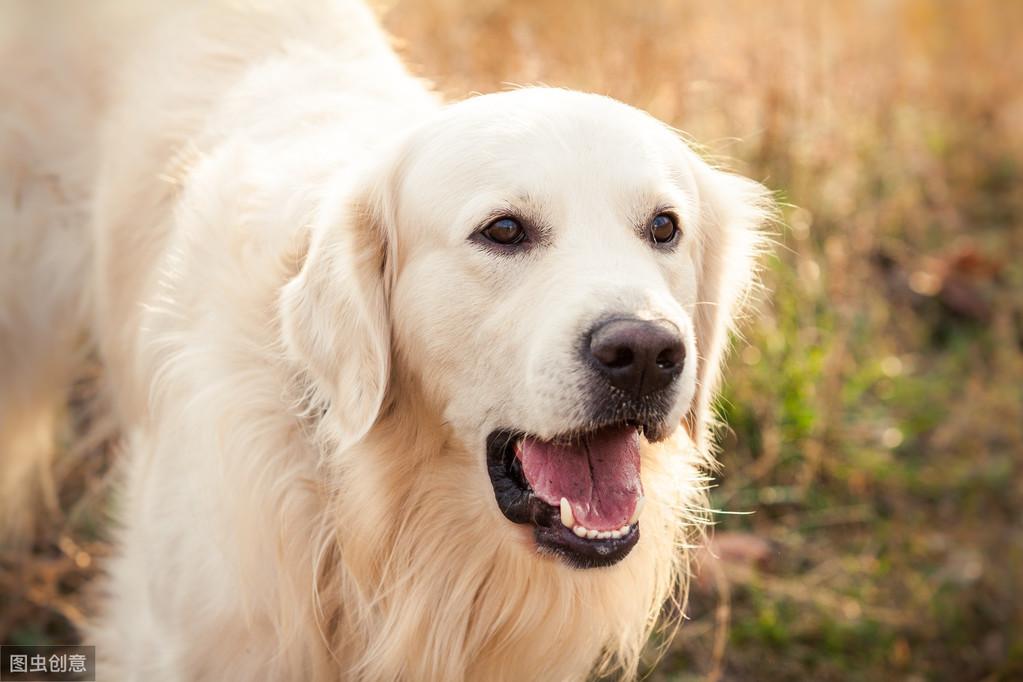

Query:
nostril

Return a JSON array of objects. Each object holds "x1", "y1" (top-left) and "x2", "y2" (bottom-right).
[
  {"x1": 655, "y1": 343, "x2": 685, "y2": 371},
  {"x1": 591, "y1": 340, "x2": 634, "y2": 370},
  {"x1": 606, "y1": 346, "x2": 633, "y2": 369}
]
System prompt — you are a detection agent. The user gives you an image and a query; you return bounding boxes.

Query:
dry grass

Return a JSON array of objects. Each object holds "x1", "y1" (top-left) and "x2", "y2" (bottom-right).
[{"x1": 2, "y1": 1, "x2": 1022, "y2": 679}]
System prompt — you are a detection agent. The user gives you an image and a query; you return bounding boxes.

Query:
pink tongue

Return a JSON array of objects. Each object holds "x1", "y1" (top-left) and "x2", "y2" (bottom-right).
[{"x1": 517, "y1": 426, "x2": 642, "y2": 531}]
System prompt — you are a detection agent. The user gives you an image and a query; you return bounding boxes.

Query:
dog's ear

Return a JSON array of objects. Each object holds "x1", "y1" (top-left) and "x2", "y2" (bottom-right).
[
  {"x1": 279, "y1": 171, "x2": 397, "y2": 448},
  {"x1": 685, "y1": 160, "x2": 772, "y2": 452}
]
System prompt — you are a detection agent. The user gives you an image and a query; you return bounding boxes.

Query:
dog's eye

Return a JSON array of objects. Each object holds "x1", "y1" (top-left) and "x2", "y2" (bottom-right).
[
  {"x1": 481, "y1": 217, "x2": 526, "y2": 245},
  {"x1": 649, "y1": 213, "x2": 679, "y2": 244}
]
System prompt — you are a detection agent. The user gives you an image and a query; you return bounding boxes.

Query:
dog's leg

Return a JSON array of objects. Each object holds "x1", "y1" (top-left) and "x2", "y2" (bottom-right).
[{"x1": 0, "y1": 187, "x2": 93, "y2": 544}]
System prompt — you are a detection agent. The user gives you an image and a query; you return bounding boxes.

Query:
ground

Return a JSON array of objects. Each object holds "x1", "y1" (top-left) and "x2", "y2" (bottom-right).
[{"x1": 1, "y1": 1, "x2": 1021, "y2": 680}]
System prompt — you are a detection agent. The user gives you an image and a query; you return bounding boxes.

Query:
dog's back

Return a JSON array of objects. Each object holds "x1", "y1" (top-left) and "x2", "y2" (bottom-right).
[{"x1": 0, "y1": 0, "x2": 429, "y2": 538}]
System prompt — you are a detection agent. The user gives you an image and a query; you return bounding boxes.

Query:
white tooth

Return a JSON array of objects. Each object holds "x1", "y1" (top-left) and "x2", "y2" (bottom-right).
[
  {"x1": 586, "y1": 529, "x2": 599, "y2": 539},
  {"x1": 597, "y1": 531, "x2": 610, "y2": 539},
  {"x1": 619, "y1": 525, "x2": 630, "y2": 535},
  {"x1": 560, "y1": 498, "x2": 575, "y2": 528},
  {"x1": 629, "y1": 496, "x2": 646, "y2": 525},
  {"x1": 574, "y1": 525, "x2": 587, "y2": 537},
  {"x1": 610, "y1": 529, "x2": 622, "y2": 539}
]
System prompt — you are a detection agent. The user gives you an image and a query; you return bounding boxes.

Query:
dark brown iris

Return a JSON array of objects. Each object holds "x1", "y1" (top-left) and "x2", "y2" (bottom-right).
[
  {"x1": 649, "y1": 213, "x2": 678, "y2": 244},
  {"x1": 481, "y1": 217, "x2": 526, "y2": 245}
]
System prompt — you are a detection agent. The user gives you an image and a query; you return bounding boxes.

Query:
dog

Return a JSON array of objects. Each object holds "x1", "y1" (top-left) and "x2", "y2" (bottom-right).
[{"x1": 0, "y1": 1, "x2": 770, "y2": 679}]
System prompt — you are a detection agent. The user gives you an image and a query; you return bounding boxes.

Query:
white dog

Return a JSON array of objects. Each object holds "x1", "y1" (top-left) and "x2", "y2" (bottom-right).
[{"x1": 0, "y1": 1, "x2": 770, "y2": 679}]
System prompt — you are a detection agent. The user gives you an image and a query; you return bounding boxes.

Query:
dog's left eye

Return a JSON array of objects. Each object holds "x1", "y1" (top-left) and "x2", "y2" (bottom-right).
[
  {"x1": 481, "y1": 217, "x2": 527, "y2": 245},
  {"x1": 649, "y1": 213, "x2": 679, "y2": 244}
]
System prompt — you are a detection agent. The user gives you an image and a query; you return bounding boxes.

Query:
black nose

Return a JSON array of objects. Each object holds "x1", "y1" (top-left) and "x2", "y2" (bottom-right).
[{"x1": 588, "y1": 318, "x2": 685, "y2": 398}]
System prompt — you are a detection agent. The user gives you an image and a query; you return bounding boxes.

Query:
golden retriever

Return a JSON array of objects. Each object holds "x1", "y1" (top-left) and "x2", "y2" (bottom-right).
[{"x1": 0, "y1": 1, "x2": 770, "y2": 679}]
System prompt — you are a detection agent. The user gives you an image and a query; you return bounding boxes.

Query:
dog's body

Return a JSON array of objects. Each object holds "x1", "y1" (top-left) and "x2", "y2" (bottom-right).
[{"x1": 1, "y1": 2, "x2": 769, "y2": 679}]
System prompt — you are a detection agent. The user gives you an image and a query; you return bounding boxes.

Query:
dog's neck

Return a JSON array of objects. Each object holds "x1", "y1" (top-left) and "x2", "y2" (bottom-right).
[{"x1": 307, "y1": 376, "x2": 696, "y2": 681}]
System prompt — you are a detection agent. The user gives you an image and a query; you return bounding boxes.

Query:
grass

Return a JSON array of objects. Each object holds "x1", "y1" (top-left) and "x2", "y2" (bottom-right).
[{"x1": 2, "y1": 1, "x2": 1022, "y2": 679}]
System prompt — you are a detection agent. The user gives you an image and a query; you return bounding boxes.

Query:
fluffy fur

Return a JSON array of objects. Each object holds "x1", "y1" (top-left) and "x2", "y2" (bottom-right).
[{"x1": 0, "y1": 1, "x2": 770, "y2": 679}]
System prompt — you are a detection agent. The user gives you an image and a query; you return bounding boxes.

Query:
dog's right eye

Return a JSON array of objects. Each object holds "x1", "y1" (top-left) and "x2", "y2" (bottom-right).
[{"x1": 480, "y1": 217, "x2": 526, "y2": 246}]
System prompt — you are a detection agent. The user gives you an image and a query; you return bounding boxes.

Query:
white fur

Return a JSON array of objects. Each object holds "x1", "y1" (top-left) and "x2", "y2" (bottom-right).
[{"x1": 0, "y1": 1, "x2": 770, "y2": 679}]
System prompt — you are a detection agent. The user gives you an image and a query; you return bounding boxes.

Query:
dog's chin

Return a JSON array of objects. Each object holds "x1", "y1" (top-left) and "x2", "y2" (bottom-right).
[{"x1": 486, "y1": 419, "x2": 669, "y2": 569}]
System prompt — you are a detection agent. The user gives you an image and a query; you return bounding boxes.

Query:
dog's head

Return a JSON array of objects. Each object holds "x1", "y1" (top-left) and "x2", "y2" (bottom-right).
[{"x1": 282, "y1": 88, "x2": 768, "y2": 569}]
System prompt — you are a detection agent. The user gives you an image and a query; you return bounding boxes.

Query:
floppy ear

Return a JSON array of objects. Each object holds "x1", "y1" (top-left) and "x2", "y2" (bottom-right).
[
  {"x1": 685, "y1": 161, "x2": 772, "y2": 453},
  {"x1": 279, "y1": 176, "x2": 395, "y2": 448}
]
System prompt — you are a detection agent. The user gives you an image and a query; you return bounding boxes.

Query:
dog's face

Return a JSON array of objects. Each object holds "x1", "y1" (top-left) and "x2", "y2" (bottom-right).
[{"x1": 282, "y1": 88, "x2": 766, "y2": 569}]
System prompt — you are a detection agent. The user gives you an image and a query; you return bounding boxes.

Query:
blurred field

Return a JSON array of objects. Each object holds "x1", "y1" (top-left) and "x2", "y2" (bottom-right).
[{"x1": 3, "y1": 0, "x2": 1022, "y2": 680}]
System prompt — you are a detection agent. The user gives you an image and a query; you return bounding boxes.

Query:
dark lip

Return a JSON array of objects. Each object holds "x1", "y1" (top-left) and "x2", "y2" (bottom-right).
[{"x1": 485, "y1": 426, "x2": 642, "y2": 569}]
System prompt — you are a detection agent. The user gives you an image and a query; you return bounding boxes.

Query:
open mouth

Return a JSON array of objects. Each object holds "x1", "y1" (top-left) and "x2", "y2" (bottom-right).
[{"x1": 486, "y1": 423, "x2": 648, "y2": 568}]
